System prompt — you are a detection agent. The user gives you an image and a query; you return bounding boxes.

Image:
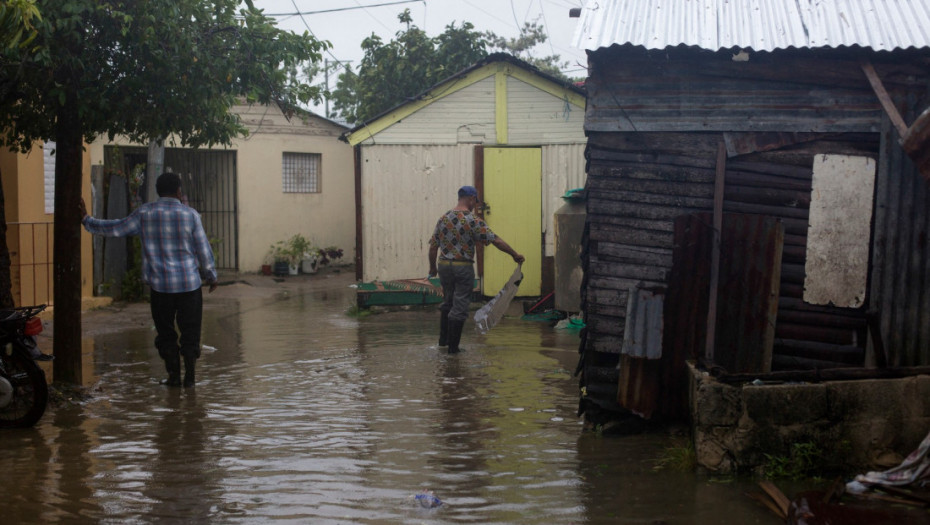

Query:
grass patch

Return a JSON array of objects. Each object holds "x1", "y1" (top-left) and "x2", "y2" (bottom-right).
[
  {"x1": 345, "y1": 304, "x2": 373, "y2": 318},
  {"x1": 654, "y1": 440, "x2": 697, "y2": 472},
  {"x1": 761, "y1": 440, "x2": 852, "y2": 481}
]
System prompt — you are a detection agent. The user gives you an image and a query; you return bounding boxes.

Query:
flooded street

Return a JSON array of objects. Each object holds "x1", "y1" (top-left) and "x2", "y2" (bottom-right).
[{"x1": 1, "y1": 274, "x2": 776, "y2": 524}]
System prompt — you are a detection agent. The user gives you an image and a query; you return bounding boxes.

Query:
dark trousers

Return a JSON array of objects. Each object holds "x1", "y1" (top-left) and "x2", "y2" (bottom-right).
[
  {"x1": 150, "y1": 288, "x2": 203, "y2": 361},
  {"x1": 438, "y1": 263, "x2": 474, "y2": 322}
]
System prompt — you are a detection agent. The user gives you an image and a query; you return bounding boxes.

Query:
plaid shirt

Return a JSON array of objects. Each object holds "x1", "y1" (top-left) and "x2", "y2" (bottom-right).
[
  {"x1": 82, "y1": 197, "x2": 217, "y2": 293},
  {"x1": 429, "y1": 209, "x2": 497, "y2": 261}
]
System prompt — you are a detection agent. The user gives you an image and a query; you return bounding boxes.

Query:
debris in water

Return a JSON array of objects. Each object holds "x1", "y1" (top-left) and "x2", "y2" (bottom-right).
[{"x1": 412, "y1": 490, "x2": 442, "y2": 509}]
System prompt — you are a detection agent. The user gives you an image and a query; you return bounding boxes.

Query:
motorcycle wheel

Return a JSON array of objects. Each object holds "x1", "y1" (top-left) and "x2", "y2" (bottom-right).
[{"x1": 0, "y1": 348, "x2": 48, "y2": 428}]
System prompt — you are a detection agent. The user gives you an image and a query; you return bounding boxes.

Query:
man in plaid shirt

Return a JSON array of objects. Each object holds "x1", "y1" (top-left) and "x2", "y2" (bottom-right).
[
  {"x1": 428, "y1": 185, "x2": 524, "y2": 353},
  {"x1": 81, "y1": 173, "x2": 217, "y2": 387}
]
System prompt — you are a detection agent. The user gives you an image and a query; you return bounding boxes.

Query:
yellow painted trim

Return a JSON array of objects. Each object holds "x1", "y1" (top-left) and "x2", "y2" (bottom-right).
[
  {"x1": 345, "y1": 60, "x2": 586, "y2": 146},
  {"x1": 495, "y1": 71, "x2": 508, "y2": 145},
  {"x1": 509, "y1": 67, "x2": 586, "y2": 109},
  {"x1": 345, "y1": 65, "x2": 497, "y2": 146}
]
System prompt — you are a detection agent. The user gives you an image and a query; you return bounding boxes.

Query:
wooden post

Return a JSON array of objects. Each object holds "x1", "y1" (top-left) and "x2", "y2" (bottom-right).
[{"x1": 705, "y1": 142, "x2": 727, "y2": 361}]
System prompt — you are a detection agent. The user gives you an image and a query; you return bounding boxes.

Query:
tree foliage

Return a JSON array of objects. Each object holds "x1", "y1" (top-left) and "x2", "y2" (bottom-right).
[
  {"x1": 0, "y1": 0, "x2": 327, "y2": 151},
  {"x1": 0, "y1": 0, "x2": 40, "y2": 49},
  {"x1": 330, "y1": 9, "x2": 486, "y2": 124},
  {"x1": 330, "y1": 10, "x2": 568, "y2": 125},
  {"x1": 0, "y1": 0, "x2": 327, "y2": 384},
  {"x1": 0, "y1": 0, "x2": 43, "y2": 310},
  {"x1": 483, "y1": 21, "x2": 569, "y2": 79}
]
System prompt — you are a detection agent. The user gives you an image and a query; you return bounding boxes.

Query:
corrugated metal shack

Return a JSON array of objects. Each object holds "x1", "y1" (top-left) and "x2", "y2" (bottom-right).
[{"x1": 571, "y1": 0, "x2": 930, "y2": 425}]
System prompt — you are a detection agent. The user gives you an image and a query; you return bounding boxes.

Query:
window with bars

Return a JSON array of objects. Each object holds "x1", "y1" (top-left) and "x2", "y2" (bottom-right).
[{"x1": 282, "y1": 152, "x2": 321, "y2": 193}]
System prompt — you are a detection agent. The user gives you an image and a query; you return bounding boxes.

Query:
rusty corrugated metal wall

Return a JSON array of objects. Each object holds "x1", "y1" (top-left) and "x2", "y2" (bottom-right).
[{"x1": 871, "y1": 104, "x2": 930, "y2": 366}]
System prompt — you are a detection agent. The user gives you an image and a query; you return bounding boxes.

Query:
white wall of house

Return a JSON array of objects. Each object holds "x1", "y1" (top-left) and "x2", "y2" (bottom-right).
[{"x1": 87, "y1": 103, "x2": 355, "y2": 273}]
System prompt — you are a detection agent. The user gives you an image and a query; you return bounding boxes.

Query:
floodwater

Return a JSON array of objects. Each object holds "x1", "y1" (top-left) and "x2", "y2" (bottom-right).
[{"x1": 0, "y1": 278, "x2": 778, "y2": 524}]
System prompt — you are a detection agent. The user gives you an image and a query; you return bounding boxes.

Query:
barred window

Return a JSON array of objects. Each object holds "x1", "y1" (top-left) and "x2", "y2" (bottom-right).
[{"x1": 282, "y1": 152, "x2": 321, "y2": 193}]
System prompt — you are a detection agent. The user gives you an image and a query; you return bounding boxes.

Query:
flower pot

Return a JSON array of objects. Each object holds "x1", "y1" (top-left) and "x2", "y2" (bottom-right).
[
  {"x1": 288, "y1": 263, "x2": 299, "y2": 276},
  {"x1": 301, "y1": 256, "x2": 319, "y2": 274},
  {"x1": 261, "y1": 264, "x2": 272, "y2": 276},
  {"x1": 272, "y1": 261, "x2": 289, "y2": 276}
]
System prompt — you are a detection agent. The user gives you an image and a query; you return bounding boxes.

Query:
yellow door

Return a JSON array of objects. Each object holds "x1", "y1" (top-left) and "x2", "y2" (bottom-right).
[{"x1": 482, "y1": 147, "x2": 541, "y2": 296}]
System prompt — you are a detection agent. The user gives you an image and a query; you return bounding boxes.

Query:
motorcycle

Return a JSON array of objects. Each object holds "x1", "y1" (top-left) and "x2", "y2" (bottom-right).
[{"x1": 0, "y1": 305, "x2": 51, "y2": 428}]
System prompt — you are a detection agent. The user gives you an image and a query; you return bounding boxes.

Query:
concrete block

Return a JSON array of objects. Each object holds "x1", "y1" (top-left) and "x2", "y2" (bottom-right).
[
  {"x1": 742, "y1": 382, "x2": 828, "y2": 426},
  {"x1": 694, "y1": 379, "x2": 742, "y2": 427},
  {"x1": 915, "y1": 375, "x2": 930, "y2": 417}
]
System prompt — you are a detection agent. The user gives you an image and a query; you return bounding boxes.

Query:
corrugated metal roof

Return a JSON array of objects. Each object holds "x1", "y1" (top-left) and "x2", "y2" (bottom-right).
[{"x1": 573, "y1": 0, "x2": 930, "y2": 52}]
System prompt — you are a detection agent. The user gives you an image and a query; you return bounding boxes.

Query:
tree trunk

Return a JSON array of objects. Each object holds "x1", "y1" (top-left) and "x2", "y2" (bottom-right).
[
  {"x1": 0, "y1": 167, "x2": 14, "y2": 309},
  {"x1": 52, "y1": 100, "x2": 84, "y2": 385}
]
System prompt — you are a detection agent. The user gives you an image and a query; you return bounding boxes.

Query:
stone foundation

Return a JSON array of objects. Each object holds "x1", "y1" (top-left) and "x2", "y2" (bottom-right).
[{"x1": 688, "y1": 361, "x2": 930, "y2": 473}]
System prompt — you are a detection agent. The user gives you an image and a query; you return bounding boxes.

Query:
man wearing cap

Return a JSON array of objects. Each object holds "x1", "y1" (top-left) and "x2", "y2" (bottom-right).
[{"x1": 428, "y1": 185, "x2": 525, "y2": 353}]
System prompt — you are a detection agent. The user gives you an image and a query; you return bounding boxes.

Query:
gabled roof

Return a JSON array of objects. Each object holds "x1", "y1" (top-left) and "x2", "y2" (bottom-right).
[
  {"x1": 573, "y1": 0, "x2": 930, "y2": 53},
  {"x1": 341, "y1": 53, "x2": 586, "y2": 146}
]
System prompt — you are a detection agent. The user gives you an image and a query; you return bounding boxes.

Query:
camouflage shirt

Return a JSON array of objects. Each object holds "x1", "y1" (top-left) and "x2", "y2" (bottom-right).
[{"x1": 429, "y1": 209, "x2": 497, "y2": 261}]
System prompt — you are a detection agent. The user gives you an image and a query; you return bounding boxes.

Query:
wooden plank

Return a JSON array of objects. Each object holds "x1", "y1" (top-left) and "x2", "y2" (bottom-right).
[
  {"x1": 860, "y1": 59, "x2": 909, "y2": 137},
  {"x1": 706, "y1": 143, "x2": 726, "y2": 361}
]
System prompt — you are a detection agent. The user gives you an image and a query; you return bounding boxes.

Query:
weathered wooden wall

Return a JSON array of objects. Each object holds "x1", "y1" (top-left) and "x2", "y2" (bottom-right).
[{"x1": 578, "y1": 45, "x2": 930, "y2": 420}]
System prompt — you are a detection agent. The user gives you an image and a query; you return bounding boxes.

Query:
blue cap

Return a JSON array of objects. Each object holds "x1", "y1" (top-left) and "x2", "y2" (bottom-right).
[{"x1": 458, "y1": 185, "x2": 478, "y2": 198}]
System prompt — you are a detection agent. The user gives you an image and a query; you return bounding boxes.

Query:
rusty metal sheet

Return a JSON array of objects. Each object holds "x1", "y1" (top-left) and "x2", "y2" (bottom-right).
[{"x1": 714, "y1": 214, "x2": 785, "y2": 374}]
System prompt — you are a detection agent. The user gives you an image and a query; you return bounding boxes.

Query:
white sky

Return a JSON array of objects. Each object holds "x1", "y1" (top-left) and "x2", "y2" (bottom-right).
[{"x1": 252, "y1": 0, "x2": 588, "y2": 114}]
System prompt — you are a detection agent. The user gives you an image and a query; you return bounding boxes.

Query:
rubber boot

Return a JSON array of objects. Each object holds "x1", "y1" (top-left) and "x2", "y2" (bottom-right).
[
  {"x1": 183, "y1": 355, "x2": 197, "y2": 388},
  {"x1": 161, "y1": 355, "x2": 181, "y2": 387},
  {"x1": 447, "y1": 319, "x2": 465, "y2": 354},
  {"x1": 438, "y1": 310, "x2": 450, "y2": 347}
]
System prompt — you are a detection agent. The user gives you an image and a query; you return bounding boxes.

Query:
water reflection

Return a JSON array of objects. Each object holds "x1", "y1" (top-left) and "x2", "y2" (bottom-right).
[{"x1": 0, "y1": 279, "x2": 776, "y2": 524}]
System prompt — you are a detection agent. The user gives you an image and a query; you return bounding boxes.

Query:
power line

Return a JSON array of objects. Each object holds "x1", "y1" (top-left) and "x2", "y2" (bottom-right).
[
  {"x1": 264, "y1": 0, "x2": 422, "y2": 17},
  {"x1": 287, "y1": 0, "x2": 350, "y2": 74},
  {"x1": 351, "y1": 0, "x2": 394, "y2": 33}
]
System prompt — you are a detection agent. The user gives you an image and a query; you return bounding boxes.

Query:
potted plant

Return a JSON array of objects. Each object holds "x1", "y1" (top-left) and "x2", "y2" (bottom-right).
[
  {"x1": 270, "y1": 234, "x2": 312, "y2": 276},
  {"x1": 319, "y1": 246, "x2": 344, "y2": 267},
  {"x1": 301, "y1": 247, "x2": 322, "y2": 274}
]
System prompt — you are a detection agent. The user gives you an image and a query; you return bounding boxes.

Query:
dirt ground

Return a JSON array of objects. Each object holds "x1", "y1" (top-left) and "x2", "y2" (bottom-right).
[{"x1": 77, "y1": 265, "x2": 356, "y2": 337}]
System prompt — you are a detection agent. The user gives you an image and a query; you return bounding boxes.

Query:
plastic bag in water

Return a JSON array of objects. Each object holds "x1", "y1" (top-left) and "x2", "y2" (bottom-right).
[{"x1": 413, "y1": 490, "x2": 442, "y2": 509}]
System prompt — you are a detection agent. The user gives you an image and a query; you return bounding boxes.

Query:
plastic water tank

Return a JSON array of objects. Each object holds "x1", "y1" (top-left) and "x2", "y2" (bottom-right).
[{"x1": 553, "y1": 189, "x2": 585, "y2": 313}]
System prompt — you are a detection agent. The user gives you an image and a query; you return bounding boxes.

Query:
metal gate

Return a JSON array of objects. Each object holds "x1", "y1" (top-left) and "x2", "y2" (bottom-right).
[{"x1": 104, "y1": 146, "x2": 239, "y2": 270}]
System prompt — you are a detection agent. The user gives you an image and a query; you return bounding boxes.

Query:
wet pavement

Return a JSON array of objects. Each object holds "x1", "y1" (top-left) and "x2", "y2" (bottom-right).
[{"x1": 0, "y1": 273, "x2": 778, "y2": 524}]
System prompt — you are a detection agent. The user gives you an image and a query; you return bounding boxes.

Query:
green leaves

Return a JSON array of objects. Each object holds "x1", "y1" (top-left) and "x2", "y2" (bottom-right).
[
  {"x1": 331, "y1": 11, "x2": 487, "y2": 125},
  {"x1": 0, "y1": 0, "x2": 327, "y2": 151},
  {"x1": 0, "y1": 0, "x2": 41, "y2": 49},
  {"x1": 330, "y1": 9, "x2": 570, "y2": 126}
]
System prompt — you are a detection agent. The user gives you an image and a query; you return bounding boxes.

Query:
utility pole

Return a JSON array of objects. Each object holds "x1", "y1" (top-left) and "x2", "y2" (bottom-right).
[
  {"x1": 323, "y1": 59, "x2": 350, "y2": 119},
  {"x1": 146, "y1": 138, "x2": 164, "y2": 202}
]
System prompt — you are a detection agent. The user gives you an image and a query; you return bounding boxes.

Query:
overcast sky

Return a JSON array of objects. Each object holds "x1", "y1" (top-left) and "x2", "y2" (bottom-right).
[{"x1": 252, "y1": 0, "x2": 588, "y2": 114}]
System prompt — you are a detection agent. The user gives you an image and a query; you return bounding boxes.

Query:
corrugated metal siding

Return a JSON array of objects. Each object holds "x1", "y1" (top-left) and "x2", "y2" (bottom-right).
[
  {"x1": 622, "y1": 286, "x2": 664, "y2": 359},
  {"x1": 360, "y1": 144, "x2": 475, "y2": 282},
  {"x1": 542, "y1": 144, "x2": 587, "y2": 257},
  {"x1": 507, "y1": 77, "x2": 586, "y2": 145},
  {"x1": 871, "y1": 108, "x2": 930, "y2": 366},
  {"x1": 359, "y1": 78, "x2": 496, "y2": 145},
  {"x1": 573, "y1": 0, "x2": 930, "y2": 52}
]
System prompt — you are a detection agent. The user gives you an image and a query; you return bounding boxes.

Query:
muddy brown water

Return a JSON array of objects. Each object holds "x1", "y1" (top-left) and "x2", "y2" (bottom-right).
[{"x1": 0, "y1": 277, "x2": 778, "y2": 524}]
